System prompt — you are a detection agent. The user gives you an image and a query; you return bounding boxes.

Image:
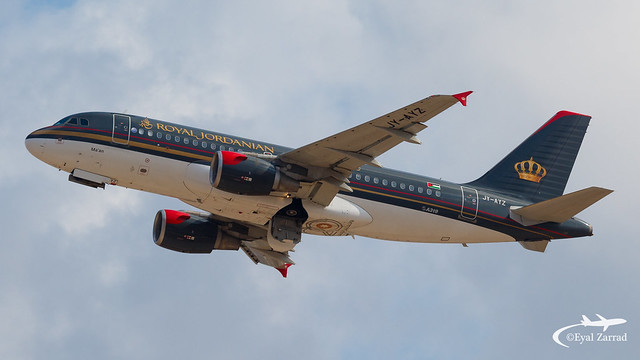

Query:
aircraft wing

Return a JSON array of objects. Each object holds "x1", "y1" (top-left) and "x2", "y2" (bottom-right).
[
  {"x1": 278, "y1": 91, "x2": 472, "y2": 205},
  {"x1": 180, "y1": 207, "x2": 296, "y2": 276},
  {"x1": 240, "y1": 242, "x2": 294, "y2": 277}
]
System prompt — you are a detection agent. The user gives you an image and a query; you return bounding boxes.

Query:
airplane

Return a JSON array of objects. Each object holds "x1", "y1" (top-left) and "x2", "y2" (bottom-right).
[
  {"x1": 581, "y1": 314, "x2": 627, "y2": 332},
  {"x1": 25, "y1": 91, "x2": 613, "y2": 277}
]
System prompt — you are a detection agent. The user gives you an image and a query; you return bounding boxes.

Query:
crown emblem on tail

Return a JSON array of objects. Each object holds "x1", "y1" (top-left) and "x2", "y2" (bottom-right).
[{"x1": 514, "y1": 157, "x2": 547, "y2": 183}]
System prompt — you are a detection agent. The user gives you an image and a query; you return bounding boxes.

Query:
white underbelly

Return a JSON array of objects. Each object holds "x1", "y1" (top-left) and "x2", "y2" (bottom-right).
[
  {"x1": 40, "y1": 139, "x2": 513, "y2": 245},
  {"x1": 343, "y1": 196, "x2": 514, "y2": 244}
]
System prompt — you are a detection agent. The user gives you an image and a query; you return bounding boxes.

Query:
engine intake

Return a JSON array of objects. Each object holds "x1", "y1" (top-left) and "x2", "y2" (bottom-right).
[
  {"x1": 153, "y1": 209, "x2": 241, "y2": 253},
  {"x1": 210, "y1": 151, "x2": 299, "y2": 195}
]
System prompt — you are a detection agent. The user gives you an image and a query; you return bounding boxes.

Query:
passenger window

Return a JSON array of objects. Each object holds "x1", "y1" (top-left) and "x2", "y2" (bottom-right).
[
  {"x1": 229, "y1": 147, "x2": 234, "y2": 152},
  {"x1": 220, "y1": 145, "x2": 225, "y2": 150},
  {"x1": 183, "y1": 138, "x2": 189, "y2": 144},
  {"x1": 193, "y1": 140, "x2": 198, "y2": 146},
  {"x1": 382, "y1": 179, "x2": 388, "y2": 186},
  {"x1": 355, "y1": 174, "x2": 361, "y2": 180},
  {"x1": 364, "y1": 175, "x2": 370, "y2": 182},
  {"x1": 418, "y1": 187, "x2": 423, "y2": 193},
  {"x1": 409, "y1": 184, "x2": 415, "y2": 191},
  {"x1": 175, "y1": 136, "x2": 180, "y2": 142},
  {"x1": 427, "y1": 189, "x2": 432, "y2": 195},
  {"x1": 211, "y1": 143, "x2": 216, "y2": 150},
  {"x1": 400, "y1": 183, "x2": 406, "y2": 190},
  {"x1": 148, "y1": 130, "x2": 153, "y2": 137},
  {"x1": 436, "y1": 191, "x2": 441, "y2": 197},
  {"x1": 373, "y1": 177, "x2": 379, "y2": 184},
  {"x1": 166, "y1": 134, "x2": 171, "y2": 141},
  {"x1": 391, "y1": 181, "x2": 397, "y2": 188},
  {"x1": 202, "y1": 141, "x2": 207, "y2": 148}
]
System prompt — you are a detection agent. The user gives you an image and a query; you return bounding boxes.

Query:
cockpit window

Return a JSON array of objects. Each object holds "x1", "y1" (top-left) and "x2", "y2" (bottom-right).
[{"x1": 54, "y1": 116, "x2": 90, "y2": 126}]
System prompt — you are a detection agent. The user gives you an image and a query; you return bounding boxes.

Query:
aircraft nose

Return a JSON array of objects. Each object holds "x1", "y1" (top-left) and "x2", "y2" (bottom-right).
[{"x1": 25, "y1": 130, "x2": 46, "y2": 159}]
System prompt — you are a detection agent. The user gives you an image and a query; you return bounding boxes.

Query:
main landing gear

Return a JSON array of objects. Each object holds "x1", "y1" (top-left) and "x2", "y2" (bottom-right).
[{"x1": 267, "y1": 198, "x2": 308, "y2": 252}]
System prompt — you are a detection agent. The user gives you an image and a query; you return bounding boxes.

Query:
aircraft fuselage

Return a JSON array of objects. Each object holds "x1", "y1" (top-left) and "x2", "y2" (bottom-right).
[{"x1": 25, "y1": 112, "x2": 593, "y2": 248}]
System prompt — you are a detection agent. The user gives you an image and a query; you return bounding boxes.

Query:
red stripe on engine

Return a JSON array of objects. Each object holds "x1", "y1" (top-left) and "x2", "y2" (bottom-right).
[
  {"x1": 221, "y1": 151, "x2": 247, "y2": 165},
  {"x1": 164, "y1": 210, "x2": 191, "y2": 224}
]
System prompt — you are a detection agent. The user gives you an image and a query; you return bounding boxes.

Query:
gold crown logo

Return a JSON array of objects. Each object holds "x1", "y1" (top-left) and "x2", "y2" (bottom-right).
[
  {"x1": 514, "y1": 157, "x2": 547, "y2": 183},
  {"x1": 140, "y1": 118, "x2": 153, "y2": 130}
]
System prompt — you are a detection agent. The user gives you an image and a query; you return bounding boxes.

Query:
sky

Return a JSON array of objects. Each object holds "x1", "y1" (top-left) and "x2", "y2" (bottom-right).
[{"x1": 1, "y1": 0, "x2": 639, "y2": 358}]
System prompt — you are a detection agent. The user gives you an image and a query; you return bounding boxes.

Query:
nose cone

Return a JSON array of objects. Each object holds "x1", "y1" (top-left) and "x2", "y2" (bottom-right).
[{"x1": 25, "y1": 130, "x2": 47, "y2": 160}]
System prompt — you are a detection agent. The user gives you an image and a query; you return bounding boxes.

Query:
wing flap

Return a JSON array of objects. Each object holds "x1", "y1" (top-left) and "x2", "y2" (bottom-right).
[
  {"x1": 510, "y1": 186, "x2": 613, "y2": 226},
  {"x1": 375, "y1": 123, "x2": 427, "y2": 144}
]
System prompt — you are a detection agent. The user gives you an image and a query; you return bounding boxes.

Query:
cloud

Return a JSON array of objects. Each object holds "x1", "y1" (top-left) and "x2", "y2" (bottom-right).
[{"x1": 2, "y1": 0, "x2": 638, "y2": 359}]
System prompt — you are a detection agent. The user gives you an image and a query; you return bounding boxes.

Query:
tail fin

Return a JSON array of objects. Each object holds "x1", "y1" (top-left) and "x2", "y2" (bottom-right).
[{"x1": 468, "y1": 111, "x2": 591, "y2": 202}]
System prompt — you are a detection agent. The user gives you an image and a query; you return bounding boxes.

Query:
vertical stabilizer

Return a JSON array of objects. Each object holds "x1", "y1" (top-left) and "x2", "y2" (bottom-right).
[{"x1": 468, "y1": 111, "x2": 591, "y2": 202}]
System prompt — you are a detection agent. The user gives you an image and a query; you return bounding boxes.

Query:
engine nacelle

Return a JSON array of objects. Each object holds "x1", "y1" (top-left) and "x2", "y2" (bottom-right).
[
  {"x1": 210, "y1": 151, "x2": 299, "y2": 195},
  {"x1": 153, "y1": 209, "x2": 241, "y2": 253}
]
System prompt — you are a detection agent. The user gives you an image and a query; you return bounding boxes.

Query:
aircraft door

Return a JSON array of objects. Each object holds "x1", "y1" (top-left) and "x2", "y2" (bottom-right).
[
  {"x1": 112, "y1": 114, "x2": 131, "y2": 145},
  {"x1": 460, "y1": 186, "x2": 478, "y2": 220}
]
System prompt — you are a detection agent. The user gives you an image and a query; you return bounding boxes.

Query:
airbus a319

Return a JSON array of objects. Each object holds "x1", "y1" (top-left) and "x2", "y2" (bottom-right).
[{"x1": 25, "y1": 92, "x2": 612, "y2": 277}]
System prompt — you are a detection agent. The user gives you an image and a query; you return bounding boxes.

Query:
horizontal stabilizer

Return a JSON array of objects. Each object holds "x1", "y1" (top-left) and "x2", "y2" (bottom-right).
[{"x1": 510, "y1": 187, "x2": 613, "y2": 226}]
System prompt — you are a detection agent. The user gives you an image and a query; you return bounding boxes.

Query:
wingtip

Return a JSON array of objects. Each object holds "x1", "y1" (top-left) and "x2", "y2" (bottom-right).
[
  {"x1": 452, "y1": 91, "x2": 473, "y2": 106},
  {"x1": 276, "y1": 263, "x2": 292, "y2": 278}
]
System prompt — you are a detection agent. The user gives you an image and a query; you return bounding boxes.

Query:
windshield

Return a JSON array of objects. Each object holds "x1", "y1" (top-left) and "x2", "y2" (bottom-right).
[{"x1": 53, "y1": 116, "x2": 89, "y2": 126}]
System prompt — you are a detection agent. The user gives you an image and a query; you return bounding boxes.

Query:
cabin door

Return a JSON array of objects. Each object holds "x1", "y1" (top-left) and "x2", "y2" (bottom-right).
[
  {"x1": 112, "y1": 114, "x2": 131, "y2": 145},
  {"x1": 460, "y1": 186, "x2": 478, "y2": 220}
]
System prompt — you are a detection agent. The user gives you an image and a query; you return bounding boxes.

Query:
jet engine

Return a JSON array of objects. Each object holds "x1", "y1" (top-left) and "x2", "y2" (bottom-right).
[
  {"x1": 210, "y1": 151, "x2": 299, "y2": 195},
  {"x1": 153, "y1": 209, "x2": 241, "y2": 253}
]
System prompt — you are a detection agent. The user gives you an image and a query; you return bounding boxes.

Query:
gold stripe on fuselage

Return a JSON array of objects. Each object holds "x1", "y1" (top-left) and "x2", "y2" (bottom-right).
[
  {"x1": 37, "y1": 128, "x2": 553, "y2": 238},
  {"x1": 34, "y1": 128, "x2": 212, "y2": 162}
]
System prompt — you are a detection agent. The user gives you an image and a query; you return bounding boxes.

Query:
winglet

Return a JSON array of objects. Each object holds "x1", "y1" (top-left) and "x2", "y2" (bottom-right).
[
  {"x1": 276, "y1": 263, "x2": 292, "y2": 278},
  {"x1": 452, "y1": 91, "x2": 473, "y2": 106}
]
